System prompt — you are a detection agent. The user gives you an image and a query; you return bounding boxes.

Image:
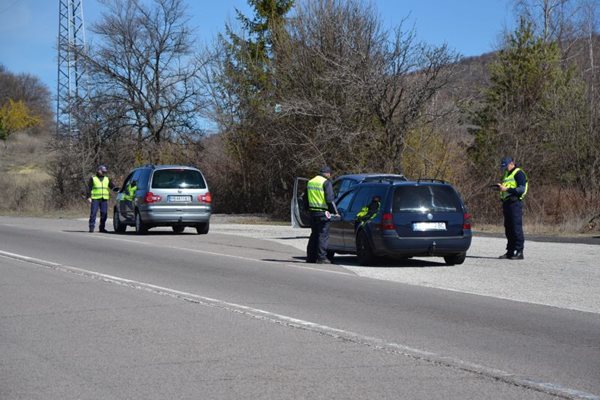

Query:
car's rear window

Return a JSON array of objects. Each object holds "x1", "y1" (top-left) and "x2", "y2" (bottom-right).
[
  {"x1": 151, "y1": 169, "x2": 206, "y2": 189},
  {"x1": 393, "y1": 185, "x2": 461, "y2": 213}
]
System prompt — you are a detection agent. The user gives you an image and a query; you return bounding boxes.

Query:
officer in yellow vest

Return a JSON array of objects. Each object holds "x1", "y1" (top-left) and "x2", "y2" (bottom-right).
[
  {"x1": 496, "y1": 157, "x2": 528, "y2": 260},
  {"x1": 306, "y1": 166, "x2": 339, "y2": 264},
  {"x1": 87, "y1": 165, "x2": 117, "y2": 233},
  {"x1": 122, "y1": 180, "x2": 138, "y2": 214}
]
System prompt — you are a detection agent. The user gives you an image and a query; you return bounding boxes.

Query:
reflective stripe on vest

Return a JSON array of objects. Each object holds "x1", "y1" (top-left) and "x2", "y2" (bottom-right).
[
  {"x1": 91, "y1": 176, "x2": 110, "y2": 200},
  {"x1": 500, "y1": 167, "x2": 528, "y2": 201},
  {"x1": 307, "y1": 175, "x2": 328, "y2": 211}
]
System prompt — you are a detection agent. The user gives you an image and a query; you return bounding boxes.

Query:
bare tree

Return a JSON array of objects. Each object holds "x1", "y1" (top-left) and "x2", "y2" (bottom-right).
[
  {"x1": 272, "y1": 0, "x2": 458, "y2": 174},
  {"x1": 513, "y1": 0, "x2": 580, "y2": 45},
  {"x1": 81, "y1": 0, "x2": 204, "y2": 151}
]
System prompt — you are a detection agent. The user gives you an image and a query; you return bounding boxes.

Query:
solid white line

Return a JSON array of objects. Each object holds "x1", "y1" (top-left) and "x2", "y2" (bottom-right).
[{"x1": 0, "y1": 249, "x2": 598, "y2": 400}]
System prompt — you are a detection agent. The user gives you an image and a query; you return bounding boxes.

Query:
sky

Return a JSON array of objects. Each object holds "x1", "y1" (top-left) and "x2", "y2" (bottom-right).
[{"x1": 0, "y1": 0, "x2": 515, "y2": 98}]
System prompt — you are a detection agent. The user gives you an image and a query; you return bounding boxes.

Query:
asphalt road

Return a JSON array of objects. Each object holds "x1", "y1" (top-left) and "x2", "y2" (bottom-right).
[{"x1": 1, "y1": 216, "x2": 599, "y2": 400}]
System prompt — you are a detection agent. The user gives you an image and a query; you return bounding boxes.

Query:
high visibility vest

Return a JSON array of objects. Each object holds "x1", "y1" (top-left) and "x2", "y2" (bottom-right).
[
  {"x1": 91, "y1": 176, "x2": 110, "y2": 200},
  {"x1": 356, "y1": 202, "x2": 380, "y2": 221},
  {"x1": 123, "y1": 184, "x2": 137, "y2": 201},
  {"x1": 500, "y1": 167, "x2": 528, "y2": 201},
  {"x1": 307, "y1": 175, "x2": 328, "y2": 211}
]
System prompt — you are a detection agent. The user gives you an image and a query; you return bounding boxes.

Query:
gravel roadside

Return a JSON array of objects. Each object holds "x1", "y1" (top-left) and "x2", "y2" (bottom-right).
[{"x1": 211, "y1": 219, "x2": 600, "y2": 314}]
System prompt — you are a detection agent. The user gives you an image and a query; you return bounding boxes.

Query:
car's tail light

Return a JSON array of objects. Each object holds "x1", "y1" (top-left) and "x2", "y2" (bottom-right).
[
  {"x1": 144, "y1": 192, "x2": 162, "y2": 203},
  {"x1": 379, "y1": 213, "x2": 395, "y2": 230},
  {"x1": 198, "y1": 192, "x2": 212, "y2": 204},
  {"x1": 463, "y1": 213, "x2": 472, "y2": 230}
]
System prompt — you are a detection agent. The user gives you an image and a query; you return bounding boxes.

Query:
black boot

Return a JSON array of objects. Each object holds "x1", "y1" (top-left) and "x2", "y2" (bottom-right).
[
  {"x1": 498, "y1": 251, "x2": 514, "y2": 259},
  {"x1": 510, "y1": 251, "x2": 524, "y2": 260}
]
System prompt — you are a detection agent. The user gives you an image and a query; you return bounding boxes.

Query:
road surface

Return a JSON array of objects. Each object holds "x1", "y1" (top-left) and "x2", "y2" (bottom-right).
[{"x1": 1, "y1": 216, "x2": 598, "y2": 399}]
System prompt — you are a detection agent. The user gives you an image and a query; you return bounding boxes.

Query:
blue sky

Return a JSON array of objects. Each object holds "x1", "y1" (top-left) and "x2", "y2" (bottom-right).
[{"x1": 0, "y1": 0, "x2": 515, "y2": 97}]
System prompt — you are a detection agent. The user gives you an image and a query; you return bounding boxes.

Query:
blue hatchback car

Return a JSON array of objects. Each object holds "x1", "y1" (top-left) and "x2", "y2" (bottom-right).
[{"x1": 294, "y1": 177, "x2": 472, "y2": 265}]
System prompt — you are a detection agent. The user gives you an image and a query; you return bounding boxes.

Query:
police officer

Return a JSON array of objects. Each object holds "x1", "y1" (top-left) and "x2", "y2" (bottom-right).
[
  {"x1": 87, "y1": 165, "x2": 117, "y2": 233},
  {"x1": 355, "y1": 195, "x2": 381, "y2": 230},
  {"x1": 122, "y1": 179, "x2": 138, "y2": 214},
  {"x1": 496, "y1": 157, "x2": 528, "y2": 260},
  {"x1": 306, "y1": 166, "x2": 338, "y2": 264}
]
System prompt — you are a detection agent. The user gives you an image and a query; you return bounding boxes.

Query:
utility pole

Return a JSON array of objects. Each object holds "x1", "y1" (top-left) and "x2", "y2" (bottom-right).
[{"x1": 56, "y1": 0, "x2": 86, "y2": 136}]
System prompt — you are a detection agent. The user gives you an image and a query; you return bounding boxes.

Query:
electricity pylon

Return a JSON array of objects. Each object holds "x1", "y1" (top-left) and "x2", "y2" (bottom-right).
[{"x1": 56, "y1": 0, "x2": 86, "y2": 136}]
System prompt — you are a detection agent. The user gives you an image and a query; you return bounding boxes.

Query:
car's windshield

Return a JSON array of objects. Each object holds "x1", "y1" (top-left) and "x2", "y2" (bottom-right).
[
  {"x1": 393, "y1": 185, "x2": 461, "y2": 213},
  {"x1": 151, "y1": 169, "x2": 206, "y2": 189}
]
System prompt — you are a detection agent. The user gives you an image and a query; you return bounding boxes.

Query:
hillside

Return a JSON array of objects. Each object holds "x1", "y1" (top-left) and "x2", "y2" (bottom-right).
[{"x1": 0, "y1": 131, "x2": 54, "y2": 214}]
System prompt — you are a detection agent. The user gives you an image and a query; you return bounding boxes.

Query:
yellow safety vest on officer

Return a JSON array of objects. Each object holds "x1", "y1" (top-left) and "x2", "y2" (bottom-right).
[
  {"x1": 123, "y1": 182, "x2": 137, "y2": 201},
  {"x1": 91, "y1": 176, "x2": 111, "y2": 200},
  {"x1": 307, "y1": 175, "x2": 328, "y2": 212},
  {"x1": 500, "y1": 167, "x2": 528, "y2": 201}
]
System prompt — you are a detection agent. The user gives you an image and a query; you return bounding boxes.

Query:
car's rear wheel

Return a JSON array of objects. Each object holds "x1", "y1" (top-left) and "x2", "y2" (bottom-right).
[
  {"x1": 113, "y1": 207, "x2": 126, "y2": 233},
  {"x1": 444, "y1": 252, "x2": 466, "y2": 266},
  {"x1": 196, "y1": 222, "x2": 209, "y2": 235},
  {"x1": 135, "y1": 211, "x2": 148, "y2": 234},
  {"x1": 356, "y1": 231, "x2": 375, "y2": 266},
  {"x1": 172, "y1": 226, "x2": 185, "y2": 234}
]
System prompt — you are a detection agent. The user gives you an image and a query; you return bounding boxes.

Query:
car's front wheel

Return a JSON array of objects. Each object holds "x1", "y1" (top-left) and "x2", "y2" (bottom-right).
[
  {"x1": 444, "y1": 252, "x2": 466, "y2": 266},
  {"x1": 113, "y1": 207, "x2": 126, "y2": 233},
  {"x1": 356, "y1": 231, "x2": 375, "y2": 266},
  {"x1": 135, "y1": 211, "x2": 148, "y2": 234}
]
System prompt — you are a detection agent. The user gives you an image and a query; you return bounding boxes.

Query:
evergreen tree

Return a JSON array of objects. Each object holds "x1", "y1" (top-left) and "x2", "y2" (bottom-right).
[{"x1": 468, "y1": 18, "x2": 582, "y2": 183}]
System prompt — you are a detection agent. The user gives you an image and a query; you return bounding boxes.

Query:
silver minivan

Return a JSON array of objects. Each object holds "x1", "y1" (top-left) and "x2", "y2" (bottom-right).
[{"x1": 113, "y1": 165, "x2": 212, "y2": 234}]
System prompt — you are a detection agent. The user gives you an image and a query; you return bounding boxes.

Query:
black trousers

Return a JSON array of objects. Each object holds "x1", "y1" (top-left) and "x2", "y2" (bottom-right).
[
  {"x1": 502, "y1": 199, "x2": 524, "y2": 253},
  {"x1": 89, "y1": 199, "x2": 108, "y2": 230},
  {"x1": 306, "y1": 214, "x2": 330, "y2": 262}
]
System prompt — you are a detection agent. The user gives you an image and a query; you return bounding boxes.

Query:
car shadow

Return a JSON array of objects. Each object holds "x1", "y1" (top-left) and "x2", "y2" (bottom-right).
[
  {"x1": 291, "y1": 255, "x2": 449, "y2": 268},
  {"x1": 466, "y1": 255, "x2": 503, "y2": 260},
  {"x1": 62, "y1": 230, "x2": 199, "y2": 236}
]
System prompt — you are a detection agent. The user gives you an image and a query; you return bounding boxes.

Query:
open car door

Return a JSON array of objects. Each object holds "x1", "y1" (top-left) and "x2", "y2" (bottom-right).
[{"x1": 291, "y1": 177, "x2": 311, "y2": 228}]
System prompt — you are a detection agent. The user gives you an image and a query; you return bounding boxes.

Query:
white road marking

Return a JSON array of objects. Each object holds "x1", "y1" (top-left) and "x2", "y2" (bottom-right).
[{"x1": 0, "y1": 249, "x2": 598, "y2": 400}]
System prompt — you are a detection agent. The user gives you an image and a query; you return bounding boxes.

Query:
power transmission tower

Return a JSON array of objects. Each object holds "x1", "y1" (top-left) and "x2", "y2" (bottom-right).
[{"x1": 57, "y1": 0, "x2": 86, "y2": 136}]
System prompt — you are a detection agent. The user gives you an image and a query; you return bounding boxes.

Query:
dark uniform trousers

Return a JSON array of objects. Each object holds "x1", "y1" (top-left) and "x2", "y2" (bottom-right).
[
  {"x1": 502, "y1": 199, "x2": 524, "y2": 254},
  {"x1": 307, "y1": 213, "x2": 330, "y2": 262},
  {"x1": 89, "y1": 199, "x2": 109, "y2": 231}
]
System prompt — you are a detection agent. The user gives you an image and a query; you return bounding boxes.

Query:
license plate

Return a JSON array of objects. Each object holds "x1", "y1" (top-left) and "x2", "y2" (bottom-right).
[
  {"x1": 168, "y1": 195, "x2": 191, "y2": 202},
  {"x1": 412, "y1": 222, "x2": 446, "y2": 231}
]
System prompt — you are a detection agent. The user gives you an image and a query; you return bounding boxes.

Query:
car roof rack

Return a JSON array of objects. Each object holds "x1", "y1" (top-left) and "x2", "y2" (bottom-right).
[
  {"x1": 362, "y1": 175, "x2": 406, "y2": 182},
  {"x1": 416, "y1": 178, "x2": 448, "y2": 184}
]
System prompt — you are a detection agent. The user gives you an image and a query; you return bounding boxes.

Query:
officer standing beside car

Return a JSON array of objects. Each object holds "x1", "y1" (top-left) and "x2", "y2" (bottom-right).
[
  {"x1": 122, "y1": 179, "x2": 137, "y2": 214},
  {"x1": 496, "y1": 156, "x2": 528, "y2": 260},
  {"x1": 87, "y1": 164, "x2": 118, "y2": 233},
  {"x1": 306, "y1": 166, "x2": 339, "y2": 264},
  {"x1": 355, "y1": 195, "x2": 381, "y2": 230}
]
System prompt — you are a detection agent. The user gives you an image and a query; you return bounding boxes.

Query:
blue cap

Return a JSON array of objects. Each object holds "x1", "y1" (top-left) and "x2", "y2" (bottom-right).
[
  {"x1": 500, "y1": 157, "x2": 513, "y2": 169},
  {"x1": 320, "y1": 165, "x2": 332, "y2": 174},
  {"x1": 97, "y1": 165, "x2": 108, "y2": 172}
]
